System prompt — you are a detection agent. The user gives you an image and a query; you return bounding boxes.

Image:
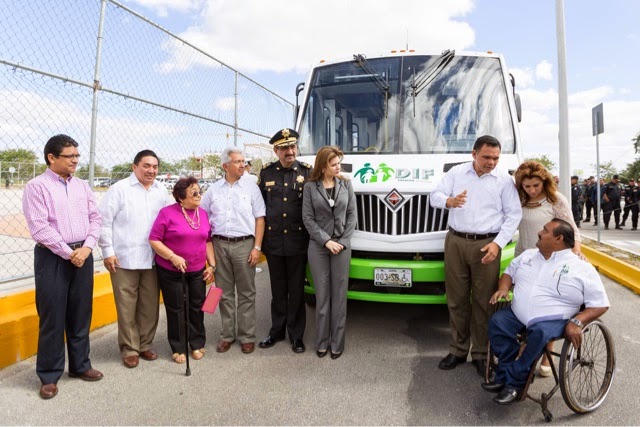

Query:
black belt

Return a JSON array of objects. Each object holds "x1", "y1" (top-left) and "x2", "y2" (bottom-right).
[
  {"x1": 36, "y1": 240, "x2": 85, "y2": 250},
  {"x1": 213, "y1": 235, "x2": 253, "y2": 243},
  {"x1": 448, "y1": 228, "x2": 498, "y2": 241}
]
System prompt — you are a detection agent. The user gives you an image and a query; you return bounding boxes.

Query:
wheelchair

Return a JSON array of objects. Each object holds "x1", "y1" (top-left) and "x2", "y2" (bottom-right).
[{"x1": 485, "y1": 302, "x2": 616, "y2": 422}]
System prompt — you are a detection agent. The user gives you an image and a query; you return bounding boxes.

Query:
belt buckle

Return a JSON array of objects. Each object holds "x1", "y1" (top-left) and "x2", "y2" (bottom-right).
[{"x1": 465, "y1": 233, "x2": 476, "y2": 241}]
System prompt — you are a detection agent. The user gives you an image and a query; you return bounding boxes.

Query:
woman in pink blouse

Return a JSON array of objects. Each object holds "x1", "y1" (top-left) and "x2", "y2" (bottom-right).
[{"x1": 149, "y1": 177, "x2": 215, "y2": 364}]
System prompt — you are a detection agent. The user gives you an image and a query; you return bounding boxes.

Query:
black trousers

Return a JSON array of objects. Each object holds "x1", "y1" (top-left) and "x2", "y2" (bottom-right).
[
  {"x1": 585, "y1": 199, "x2": 594, "y2": 220},
  {"x1": 34, "y1": 245, "x2": 94, "y2": 385},
  {"x1": 156, "y1": 265, "x2": 206, "y2": 354},
  {"x1": 603, "y1": 200, "x2": 621, "y2": 227},
  {"x1": 265, "y1": 253, "x2": 307, "y2": 340}
]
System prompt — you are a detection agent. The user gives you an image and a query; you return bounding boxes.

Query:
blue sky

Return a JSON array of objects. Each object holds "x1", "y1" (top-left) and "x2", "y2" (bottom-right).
[{"x1": 105, "y1": 1, "x2": 640, "y2": 175}]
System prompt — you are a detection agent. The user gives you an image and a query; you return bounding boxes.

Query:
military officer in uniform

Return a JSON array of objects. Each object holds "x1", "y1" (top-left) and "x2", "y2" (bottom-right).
[{"x1": 258, "y1": 128, "x2": 312, "y2": 353}]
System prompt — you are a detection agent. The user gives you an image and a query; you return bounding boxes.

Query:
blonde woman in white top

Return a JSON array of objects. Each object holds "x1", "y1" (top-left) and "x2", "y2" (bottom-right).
[{"x1": 513, "y1": 160, "x2": 583, "y2": 377}]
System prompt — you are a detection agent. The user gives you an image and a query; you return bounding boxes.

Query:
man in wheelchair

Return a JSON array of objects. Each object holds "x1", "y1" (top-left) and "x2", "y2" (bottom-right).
[{"x1": 482, "y1": 218, "x2": 610, "y2": 405}]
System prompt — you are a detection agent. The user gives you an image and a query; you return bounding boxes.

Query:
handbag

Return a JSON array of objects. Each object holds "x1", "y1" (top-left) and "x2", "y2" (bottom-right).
[{"x1": 201, "y1": 283, "x2": 223, "y2": 314}]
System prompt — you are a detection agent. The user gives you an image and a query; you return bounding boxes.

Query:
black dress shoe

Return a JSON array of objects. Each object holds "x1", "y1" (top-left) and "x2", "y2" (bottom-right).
[
  {"x1": 316, "y1": 350, "x2": 328, "y2": 358},
  {"x1": 481, "y1": 380, "x2": 505, "y2": 393},
  {"x1": 493, "y1": 386, "x2": 521, "y2": 405},
  {"x1": 330, "y1": 351, "x2": 342, "y2": 360},
  {"x1": 258, "y1": 335, "x2": 284, "y2": 349},
  {"x1": 291, "y1": 339, "x2": 306, "y2": 353},
  {"x1": 471, "y1": 359, "x2": 487, "y2": 377},
  {"x1": 438, "y1": 354, "x2": 466, "y2": 370}
]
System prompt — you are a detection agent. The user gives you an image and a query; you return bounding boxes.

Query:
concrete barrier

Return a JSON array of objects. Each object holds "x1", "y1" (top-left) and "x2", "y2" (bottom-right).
[
  {"x1": 0, "y1": 272, "x2": 117, "y2": 370},
  {"x1": 582, "y1": 246, "x2": 640, "y2": 295}
]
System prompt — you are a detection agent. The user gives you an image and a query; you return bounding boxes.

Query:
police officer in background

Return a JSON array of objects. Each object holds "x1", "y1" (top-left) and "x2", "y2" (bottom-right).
[
  {"x1": 621, "y1": 178, "x2": 636, "y2": 228},
  {"x1": 570, "y1": 176, "x2": 581, "y2": 228},
  {"x1": 258, "y1": 128, "x2": 312, "y2": 353},
  {"x1": 621, "y1": 178, "x2": 639, "y2": 230}
]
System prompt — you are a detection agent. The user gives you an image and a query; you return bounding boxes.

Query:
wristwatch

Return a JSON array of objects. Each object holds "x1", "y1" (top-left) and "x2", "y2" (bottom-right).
[
  {"x1": 569, "y1": 318, "x2": 584, "y2": 329},
  {"x1": 209, "y1": 265, "x2": 216, "y2": 272},
  {"x1": 254, "y1": 245, "x2": 261, "y2": 251}
]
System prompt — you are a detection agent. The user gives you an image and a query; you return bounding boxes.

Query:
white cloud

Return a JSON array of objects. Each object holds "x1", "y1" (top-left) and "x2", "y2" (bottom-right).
[
  {"x1": 535, "y1": 60, "x2": 552, "y2": 80},
  {"x1": 155, "y1": 0, "x2": 476, "y2": 74},
  {"x1": 517, "y1": 85, "x2": 640, "y2": 176},
  {"x1": 125, "y1": 0, "x2": 202, "y2": 17},
  {"x1": 214, "y1": 97, "x2": 236, "y2": 111},
  {"x1": 510, "y1": 68, "x2": 535, "y2": 89}
]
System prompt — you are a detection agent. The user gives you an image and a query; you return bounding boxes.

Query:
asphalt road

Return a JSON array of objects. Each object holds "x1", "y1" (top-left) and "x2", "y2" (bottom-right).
[{"x1": 1, "y1": 262, "x2": 638, "y2": 425}]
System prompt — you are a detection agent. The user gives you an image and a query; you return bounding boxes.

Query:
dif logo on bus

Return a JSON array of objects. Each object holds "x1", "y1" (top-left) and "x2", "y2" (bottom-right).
[{"x1": 354, "y1": 163, "x2": 435, "y2": 183}]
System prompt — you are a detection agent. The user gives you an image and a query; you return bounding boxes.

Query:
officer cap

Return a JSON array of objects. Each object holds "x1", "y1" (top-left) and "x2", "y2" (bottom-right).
[
  {"x1": 269, "y1": 128, "x2": 299, "y2": 148},
  {"x1": 571, "y1": 175, "x2": 579, "y2": 180}
]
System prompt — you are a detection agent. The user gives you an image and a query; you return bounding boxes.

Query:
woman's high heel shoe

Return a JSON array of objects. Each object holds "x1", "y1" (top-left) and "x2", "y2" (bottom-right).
[
  {"x1": 330, "y1": 351, "x2": 342, "y2": 360},
  {"x1": 316, "y1": 350, "x2": 328, "y2": 358}
]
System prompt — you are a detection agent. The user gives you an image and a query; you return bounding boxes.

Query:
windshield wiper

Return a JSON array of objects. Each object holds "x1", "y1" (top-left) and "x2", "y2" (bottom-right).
[
  {"x1": 410, "y1": 49, "x2": 455, "y2": 116},
  {"x1": 353, "y1": 53, "x2": 390, "y2": 118}
]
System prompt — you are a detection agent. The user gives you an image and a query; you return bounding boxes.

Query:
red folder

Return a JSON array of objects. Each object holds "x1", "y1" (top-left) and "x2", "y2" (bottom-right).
[{"x1": 201, "y1": 283, "x2": 223, "y2": 314}]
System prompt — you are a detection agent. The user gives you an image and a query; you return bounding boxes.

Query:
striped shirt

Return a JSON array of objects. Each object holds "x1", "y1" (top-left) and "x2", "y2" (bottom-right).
[{"x1": 22, "y1": 168, "x2": 101, "y2": 260}]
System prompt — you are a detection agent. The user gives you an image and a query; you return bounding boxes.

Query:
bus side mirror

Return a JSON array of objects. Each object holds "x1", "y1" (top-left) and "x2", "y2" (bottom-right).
[
  {"x1": 514, "y1": 93, "x2": 522, "y2": 122},
  {"x1": 295, "y1": 82, "x2": 305, "y2": 123}
]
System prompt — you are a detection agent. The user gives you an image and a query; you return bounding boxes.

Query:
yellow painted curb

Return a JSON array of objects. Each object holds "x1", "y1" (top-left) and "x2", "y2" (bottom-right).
[
  {"x1": 0, "y1": 272, "x2": 118, "y2": 370},
  {"x1": 582, "y1": 246, "x2": 640, "y2": 295}
]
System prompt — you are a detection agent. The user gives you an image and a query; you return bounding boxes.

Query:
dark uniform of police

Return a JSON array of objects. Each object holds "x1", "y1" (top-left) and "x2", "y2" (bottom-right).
[
  {"x1": 571, "y1": 177, "x2": 581, "y2": 227},
  {"x1": 258, "y1": 129, "x2": 312, "y2": 349},
  {"x1": 602, "y1": 177, "x2": 622, "y2": 229},
  {"x1": 621, "y1": 180, "x2": 636, "y2": 227},
  {"x1": 622, "y1": 181, "x2": 639, "y2": 230}
]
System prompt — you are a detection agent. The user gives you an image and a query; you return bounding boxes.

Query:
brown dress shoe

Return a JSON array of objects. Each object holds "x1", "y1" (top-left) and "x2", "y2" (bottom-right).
[
  {"x1": 241, "y1": 342, "x2": 255, "y2": 354},
  {"x1": 39, "y1": 383, "x2": 58, "y2": 399},
  {"x1": 139, "y1": 349, "x2": 158, "y2": 361},
  {"x1": 123, "y1": 355, "x2": 139, "y2": 368},
  {"x1": 69, "y1": 368, "x2": 104, "y2": 382},
  {"x1": 216, "y1": 340, "x2": 234, "y2": 353}
]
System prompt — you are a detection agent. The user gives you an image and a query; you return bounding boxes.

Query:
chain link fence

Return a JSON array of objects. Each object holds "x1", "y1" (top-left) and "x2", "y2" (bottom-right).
[{"x1": 0, "y1": 0, "x2": 294, "y2": 284}]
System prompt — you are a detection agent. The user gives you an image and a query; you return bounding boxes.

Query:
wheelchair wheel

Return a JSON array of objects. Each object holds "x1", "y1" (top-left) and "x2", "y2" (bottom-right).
[{"x1": 559, "y1": 320, "x2": 616, "y2": 413}]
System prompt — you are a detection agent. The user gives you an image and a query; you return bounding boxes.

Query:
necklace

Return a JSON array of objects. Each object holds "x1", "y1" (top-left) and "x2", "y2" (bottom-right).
[
  {"x1": 181, "y1": 206, "x2": 201, "y2": 230},
  {"x1": 325, "y1": 186, "x2": 335, "y2": 207}
]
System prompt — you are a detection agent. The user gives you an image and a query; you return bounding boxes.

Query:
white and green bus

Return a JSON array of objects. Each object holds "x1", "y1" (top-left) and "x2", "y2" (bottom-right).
[{"x1": 295, "y1": 50, "x2": 523, "y2": 304}]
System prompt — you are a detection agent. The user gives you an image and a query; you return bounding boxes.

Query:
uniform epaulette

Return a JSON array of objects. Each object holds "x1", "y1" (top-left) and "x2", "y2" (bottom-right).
[
  {"x1": 300, "y1": 162, "x2": 312, "y2": 169},
  {"x1": 263, "y1": 161, "x2": 273, "y2": 169}
]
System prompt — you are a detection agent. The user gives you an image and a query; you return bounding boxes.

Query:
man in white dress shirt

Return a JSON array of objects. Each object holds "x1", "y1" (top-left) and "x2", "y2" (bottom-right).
[
  {"x1": 201, "y1": 147, "x2": 266, "y2": 354},
  {"x1": 483, "y1": 218, "x2": 609, "y2": 404},
  {"x1": 430, "y1": 135, "x2": 522, "y2": 376},
  {"x1": 98, "y1": 150, "x2": 171, "y2": 368}
]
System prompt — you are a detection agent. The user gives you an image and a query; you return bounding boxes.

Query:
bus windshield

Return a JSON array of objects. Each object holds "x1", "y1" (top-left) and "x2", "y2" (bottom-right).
[{"x1": 297, "y1": 54, "x2": 515, "y2": 155}]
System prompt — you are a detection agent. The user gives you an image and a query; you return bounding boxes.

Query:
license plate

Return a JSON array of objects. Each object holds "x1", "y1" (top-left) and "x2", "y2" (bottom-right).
[{"x1": 374, "y1": 268, "x2": 412, "y2": 288}]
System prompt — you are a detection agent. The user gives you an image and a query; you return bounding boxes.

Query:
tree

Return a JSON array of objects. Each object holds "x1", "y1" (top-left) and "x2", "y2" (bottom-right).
[
  {"x1": 111, "y1": 162, "x2": 133, "y2": 180},
  {"x1": 622, "y1": 158, "x2": 640, "y2": 181},
  {"x1": 524, "y1": 154, "x2": 556, "y2": 172},
  {"x1": 590, "y1": 160, "x2": 618, "y2": 181},
  {"x1": 75, "y1": 163, "x2": 110, "y2": 180},
  {"x1": 0, "y1": 148, "x2": 39, "y2": 163},
  {"x1": 633, "y1": 131, "x2": 640, "y2": 155}
]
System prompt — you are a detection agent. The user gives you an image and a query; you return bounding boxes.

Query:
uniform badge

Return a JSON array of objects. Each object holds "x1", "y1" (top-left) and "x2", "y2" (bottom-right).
[
  {"x1": 296, "y1": 175, "x2": 305, "y2": 183},
  {"x1": 265, "y1": 181, "x2": 275, "y2": 186}
]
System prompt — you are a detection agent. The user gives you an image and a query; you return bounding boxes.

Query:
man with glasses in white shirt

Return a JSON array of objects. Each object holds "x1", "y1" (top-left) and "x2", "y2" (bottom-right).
[
  {"x1": 202, "y1": 147, "x2": 266, "y2": 354},
  {"x1": 98, "y1": 150, "x2": 171, "y2": 369}
]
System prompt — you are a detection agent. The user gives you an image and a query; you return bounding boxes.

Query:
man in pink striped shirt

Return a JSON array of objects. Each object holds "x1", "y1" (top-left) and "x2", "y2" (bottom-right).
[{"x1": 22, "y1": 134, "x2": 103, "y2": 400}]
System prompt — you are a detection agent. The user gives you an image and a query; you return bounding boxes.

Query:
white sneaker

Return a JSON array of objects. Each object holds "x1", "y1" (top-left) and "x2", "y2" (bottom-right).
[{"x1": 538, "y1": 364, "x2": 552, "y2": 377}]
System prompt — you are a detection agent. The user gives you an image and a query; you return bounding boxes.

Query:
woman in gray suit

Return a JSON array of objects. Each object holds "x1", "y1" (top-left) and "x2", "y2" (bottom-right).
[{"x1": 302, "y1": 146, "x2": 356, "y2": 359}]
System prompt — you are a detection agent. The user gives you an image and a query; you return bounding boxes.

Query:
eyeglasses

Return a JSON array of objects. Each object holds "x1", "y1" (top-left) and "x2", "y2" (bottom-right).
[
  {"x1": 190, "y1": 191, "x2": 203, "y2": 197},
  {"x1": 57, "y1": 154, "x2": 81, "y2": 160}
]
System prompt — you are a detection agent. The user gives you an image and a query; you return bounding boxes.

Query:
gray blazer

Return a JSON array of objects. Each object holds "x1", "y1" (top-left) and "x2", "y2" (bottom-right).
[{"x1": 302, "y1": 177, "x2": 357, "y2": 249}]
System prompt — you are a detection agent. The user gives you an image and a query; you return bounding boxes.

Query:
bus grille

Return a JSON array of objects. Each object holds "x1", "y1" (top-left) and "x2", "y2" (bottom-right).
[{"x1": 355, "y1": 194, "x2": 449, "y2": 235}]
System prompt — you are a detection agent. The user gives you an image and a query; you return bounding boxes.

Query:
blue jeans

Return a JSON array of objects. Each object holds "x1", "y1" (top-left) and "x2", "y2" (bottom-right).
[{"x1": 488, "y1": 307, "x2": 567, "y2": 389}]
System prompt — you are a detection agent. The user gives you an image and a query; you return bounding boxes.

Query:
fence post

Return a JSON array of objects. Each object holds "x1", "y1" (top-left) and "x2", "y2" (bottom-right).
[
  {"x1": 234, "y1": 70, "x2": 238, "y2": 147},
  {"x1": 89, "y1": 0, "x2": 108, "y2": 188}
]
